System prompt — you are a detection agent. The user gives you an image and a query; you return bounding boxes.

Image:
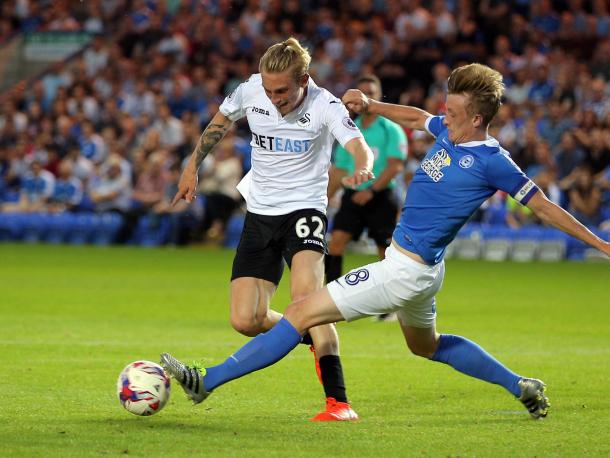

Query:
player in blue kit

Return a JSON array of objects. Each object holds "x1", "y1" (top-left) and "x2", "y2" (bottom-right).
[{"x1": 161, "y1": 63, "x2": 610, "y2": 419}]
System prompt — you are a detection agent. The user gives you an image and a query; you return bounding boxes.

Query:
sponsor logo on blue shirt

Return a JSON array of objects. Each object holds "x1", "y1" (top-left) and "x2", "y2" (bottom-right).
[{"x1": 421, "y1": 149, "x2": 451, "y2": 182}]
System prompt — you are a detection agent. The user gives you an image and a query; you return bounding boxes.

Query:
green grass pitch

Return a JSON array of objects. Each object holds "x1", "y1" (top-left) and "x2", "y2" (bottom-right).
[{"x1": 1, "y1": 244, "x2": 609, "y2": 457}]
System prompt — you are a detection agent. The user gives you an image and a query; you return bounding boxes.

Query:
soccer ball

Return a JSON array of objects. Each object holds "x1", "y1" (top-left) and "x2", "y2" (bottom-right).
[{"x1": 117, "y1": 360, "x2": 171, "y2": 416}]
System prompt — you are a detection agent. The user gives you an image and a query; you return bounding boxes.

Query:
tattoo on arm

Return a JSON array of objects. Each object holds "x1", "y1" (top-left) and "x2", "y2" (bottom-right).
[{"x1": 194, "y1": 122, "x2": 231, "y2": 168}]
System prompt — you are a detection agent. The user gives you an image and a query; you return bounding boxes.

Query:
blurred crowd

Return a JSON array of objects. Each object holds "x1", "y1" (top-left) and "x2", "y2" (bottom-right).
[{"x1": 0, "y1": 0, "x2": 609, "y2": 245}]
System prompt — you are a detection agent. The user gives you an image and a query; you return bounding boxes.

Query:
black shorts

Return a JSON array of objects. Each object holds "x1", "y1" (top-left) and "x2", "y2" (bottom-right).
[
  {"x1": 331, "y1": 188, "x2": 398, "y2": 247},
  {"x1": 231, "y1": 209, "x2": 328, "y2": 285}
]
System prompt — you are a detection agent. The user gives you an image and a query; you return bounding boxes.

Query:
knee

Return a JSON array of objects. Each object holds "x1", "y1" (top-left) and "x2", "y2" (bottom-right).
[
  {"x1": 229, "y1": 315, "x2": 265, "y2": 337},
  {"x1": 283, "y1": 302, "x2": 309, "y2": 334}
]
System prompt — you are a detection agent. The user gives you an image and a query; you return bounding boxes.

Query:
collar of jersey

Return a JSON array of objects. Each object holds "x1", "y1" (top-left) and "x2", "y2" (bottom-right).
[{"x1": 456, "y1": 137, "x2": 499, "y2": 148}]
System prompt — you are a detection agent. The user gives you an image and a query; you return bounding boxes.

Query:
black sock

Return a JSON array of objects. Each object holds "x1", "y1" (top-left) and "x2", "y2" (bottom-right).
[
  {"x1": 319, "y1": 355, "x2": 347, "y2": 403},
  {"x1": 300, "y1": 332, "x2": 313, "y2": 346},
  {"x1": 325, "y1": 254, "x2": 343, "y2": 283}
]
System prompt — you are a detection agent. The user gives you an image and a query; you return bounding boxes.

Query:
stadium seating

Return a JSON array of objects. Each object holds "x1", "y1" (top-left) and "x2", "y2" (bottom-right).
[
  {"x1": 132, "y1": 215, "x2": 171, "y2": 247},
  {"x1": 510, "y1": 226, "x2": 542, "y2": 262},
  {"x1": 91, "y1": 213, "x2": 123, "y2": 246},
  {"x1": 481, "y1": 226, "x2": 513, "y2": 262},
  {"x1": 538, "y1": 228, "x2": 568, "y2": 262},
  {"x1": 0, "y1": 213, "x2": 605, "y2": 263},
  {"x1": 453, "y1": 223, "x2": 483, "y2": 260}
]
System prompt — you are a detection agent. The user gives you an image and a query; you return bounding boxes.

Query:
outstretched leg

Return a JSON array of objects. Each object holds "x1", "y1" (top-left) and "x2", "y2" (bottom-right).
[
  {"x1": 161, "y1": 288, "x2": 344, "y2": 402},
  {"x1": 399, "y1": 323, "x2": 549, "y2": 418}
]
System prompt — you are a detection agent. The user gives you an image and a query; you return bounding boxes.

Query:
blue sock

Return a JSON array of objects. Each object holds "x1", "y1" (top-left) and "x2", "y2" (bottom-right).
[
  {"x1": 203, "y1": 318, "x2": 302, "y2": 392},
  {"x1": 431, "y1": 334, "x2": 522, "y2": 397}
]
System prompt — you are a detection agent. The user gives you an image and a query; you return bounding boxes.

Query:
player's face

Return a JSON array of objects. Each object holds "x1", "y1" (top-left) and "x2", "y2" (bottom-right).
[
  {"x1": 444, "y1": 93, "x2": 481, "y2": 144},
  {"x1": 261, "y1": 70, "x2": 308, "y2": 116},
  {"x1": 357, "y1": 81, "x2": 381, "y2": 102}
]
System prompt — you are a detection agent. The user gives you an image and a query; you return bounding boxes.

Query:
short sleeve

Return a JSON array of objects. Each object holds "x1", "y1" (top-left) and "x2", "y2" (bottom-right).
[
  {"x1": 385, "y1": 122, "x2": 408, "y2": 160},
  {"x1": 487, "y1": 151, "x2": 539, "y2": 205},
  {"x1": 219, "y1": 81, "x2": 248, "y2": 121},
  {"x1": 325, "y1": 101, "x2": 363, "y2": 147},
  {"x1": 424, "y1": 115, "x2": 446, "y2": 138}
]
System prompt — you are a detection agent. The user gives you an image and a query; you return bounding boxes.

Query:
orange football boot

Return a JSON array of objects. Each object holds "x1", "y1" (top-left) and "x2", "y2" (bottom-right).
[{"x1": 310, "y1": 397, "x2": 359, "y2": 422}]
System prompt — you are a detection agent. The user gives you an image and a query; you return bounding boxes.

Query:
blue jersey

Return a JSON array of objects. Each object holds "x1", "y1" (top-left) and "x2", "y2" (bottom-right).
[
  {"x1": 393, "y1": 115, "x2": 539, "y2": 264},
  {"x1": 52, "y1": 178, "x2": 83, "y2": 206}
]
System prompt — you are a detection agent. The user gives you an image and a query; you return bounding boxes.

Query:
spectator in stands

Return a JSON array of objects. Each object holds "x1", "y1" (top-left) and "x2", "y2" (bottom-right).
[
  {"x1": 505, "y1": 195, "x2": 536, "y2": 229},
  {"x1": 152, "y1": 103, "x2": 184, "y2": 152},
  {"x1": 582, "y1": 128, "x2": 610, "y2": 175},
  {"x1": 67, "y1": 83, "x2": 99, "y2": 121},
  {"x1": 2, "y1": 159, "x2": 55, "y2": 213},
  {"x1": 112, "y1": 150, "x2": 169, "y2": 243},
  {"x1": 528, "y1": 63, "x2": 554, "y2": 105},
  {"x1": 90, "y1": 154, "x2": 132, "y2": 215},
  {"x1": 154, "y1": 162, "x2": 202, "y2": 246},
  {"x1": 526, "y1": 140, "x2": 556, "y2": 179},
  {"x1": 198, "y1": 137, "x2": 243, "y2": 243},
  {"x1": 555, "y1": 132, "x2": 585, "y2": 181},
  {"x1": 121, "y1": 79, "x2": 156, "y2": 118},
  {"x1": 0, "y1": 100, "x2": 27, "y2": 134},
  {"x1": 567, "y1": 165, "x2": 603, "y2": 228},
  {"x1": 47, "y1": 159, "x2": 83, "y2": 213},
  {"x1": 1, "y1": 0, "x2": 609, "y2": 242},
  {"x1": 79, "y1": 120, "x2": 107, "y2": 164},
  {"x1": 538, "y1": 101, "x2": 574, "y2": 149}
]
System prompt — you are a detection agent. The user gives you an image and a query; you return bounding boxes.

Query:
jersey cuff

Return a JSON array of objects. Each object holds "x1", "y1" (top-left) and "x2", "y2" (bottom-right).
[
  {"x1": 335, "y1": 131, "x2": 363, "y2": 148},
  {"x1": 219, "y1": 105, "x2": 241, "y2": 122},
  {"x1": 424, "y1": 116, "x2": 435, "y2": 137},
  {"x1": 511, "y1": 179, "x2": 539, "y2": 205}
]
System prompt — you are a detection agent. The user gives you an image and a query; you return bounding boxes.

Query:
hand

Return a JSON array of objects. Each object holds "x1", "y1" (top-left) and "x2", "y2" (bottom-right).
[
  {"x1": 342, "y1": 89, "x2": 369, "y2": 114},
  {"x1": 171, "y1": 165, "x2": 198, "y2": 206},
  {"x1": 351, "y1": 189, "x2": 374, "y2": 206},
  {"x1": 341, "y1": 169, "x2": 375, "y2": 190}
]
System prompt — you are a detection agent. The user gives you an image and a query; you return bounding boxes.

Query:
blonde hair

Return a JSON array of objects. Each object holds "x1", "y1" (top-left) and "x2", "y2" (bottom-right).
[
  {"x1": 259, "y1": 37, "x2": 311, "y2": 81},
  {"x1": 447, "y1": 63, "x2": 505, "y2": 125}
]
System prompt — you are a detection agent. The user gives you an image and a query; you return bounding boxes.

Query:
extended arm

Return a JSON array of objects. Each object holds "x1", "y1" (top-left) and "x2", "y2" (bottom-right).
[
  {"x1": 342, "y1": 89, "x2": 432, "y2": 131},
  {"x1": 341, "y1": 137, "x2": 375, "y2": 189},
  {"x1": 172, "y1": 112, "x2": 234, "y2": 205},
  {"x1": 526, "y1": 191, "x2": 610, "y2": 256}
]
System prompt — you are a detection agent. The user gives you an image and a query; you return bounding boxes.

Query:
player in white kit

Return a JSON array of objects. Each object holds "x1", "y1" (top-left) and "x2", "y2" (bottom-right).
[{"x1": 171, "y1": 38, "x2": 374, "y2": 421}]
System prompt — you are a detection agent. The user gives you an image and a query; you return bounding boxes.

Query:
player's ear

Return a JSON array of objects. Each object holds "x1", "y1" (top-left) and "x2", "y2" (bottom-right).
[
  {"x1": 299, "y1": 73, "x2": 309, "y2": 88},
  {"x1": 472, "y1": 113, "x2": 483, "y2": 128}
]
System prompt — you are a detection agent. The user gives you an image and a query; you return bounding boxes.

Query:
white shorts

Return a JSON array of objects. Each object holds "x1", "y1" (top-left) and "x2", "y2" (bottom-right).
[{"x1": 327, "y1": 243, "x2": 445, "y2": 328}]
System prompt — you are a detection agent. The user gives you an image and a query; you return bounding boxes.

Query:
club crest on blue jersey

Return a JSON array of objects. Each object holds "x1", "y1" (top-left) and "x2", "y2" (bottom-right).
[
  {"x1": 459, "y1": 155, "x2": 475, "y2": 169},
  {"x1": 421, "y1": 149, "x2": 451, "y2": 182}
]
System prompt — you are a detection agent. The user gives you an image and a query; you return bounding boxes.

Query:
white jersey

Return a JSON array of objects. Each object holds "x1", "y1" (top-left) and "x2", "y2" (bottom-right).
[{"x1": 219, "y1": 74, "x2": 363, "y2": 216}]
